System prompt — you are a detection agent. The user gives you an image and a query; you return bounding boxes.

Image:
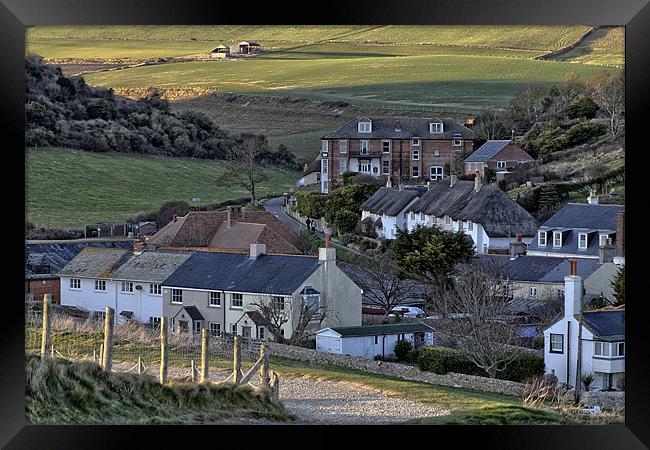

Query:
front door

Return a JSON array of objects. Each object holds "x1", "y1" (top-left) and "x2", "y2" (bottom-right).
[
  {"x1": 242, "y1": 326, "x2": 252, "y2": 338},
  {"x1": 195, "y1": 321, "x2": 202, "y2": 335},
  {"x1": 179, "y1": 320, "x2": 189, "y2": 333}
]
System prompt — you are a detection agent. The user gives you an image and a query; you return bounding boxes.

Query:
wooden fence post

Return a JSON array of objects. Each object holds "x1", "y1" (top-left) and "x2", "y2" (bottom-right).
[
  {"x1": 190, "y1": 360, "x2": 196, "y2": 382},
  {"x1": 259, "y1": 344, "x2": 270, "y2": 389},
  {"x1": 101, "y1": 307, "x2": 114, "y2": 372},
  {"x1": 137, "y1": 356, "x2": 143, "y2": 375},
  {"x1": 160, "y1": 317, "x2": 168, "y2": 384},
  {"x1": 40, "y1": 294, "x2": 51, "y2": 360},
  {"x1": 200, "y1": 328, "x2": 209, "y2": 383},
  {"x1": 270, "y1": 370, "x2": 280, "y2": 402},
  {"x1": 233, "y1": 335, "x2": 242, "y2": 384}
]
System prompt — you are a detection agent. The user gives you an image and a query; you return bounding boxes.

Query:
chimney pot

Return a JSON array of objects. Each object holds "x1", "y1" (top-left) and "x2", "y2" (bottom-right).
[
  {"x1": 474, "y1": 171, "x2": 482, "y2": 192},
  {"x1": 450, "y1": 174, "x2": 457, "y2": 188},
  {"x1": 516, "y1": 233, "x2": 523, "y2": 242},
  {"x1": 173, "y1": 215, "x2": 177, "y2": 222},
  {"x1": 569, "y1": 259, "x2": 577, "y2": 276}
]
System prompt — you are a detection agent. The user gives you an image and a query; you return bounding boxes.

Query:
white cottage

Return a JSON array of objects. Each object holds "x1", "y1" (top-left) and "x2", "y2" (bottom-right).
[
  {"x1": 543, "y1": 260, "x2": 625, "y2": 390},
  {"x1": 360, "y1": 186, "x2": 420, "y2": 239},
  {"x1": 58, "y1": 248, "x2": 191, "y2": 325},
  {"x1": 316, "y1": 322, "x2": 434, "y2": 359},
  {"x1": 405, "y1": 174, "x2": 538, "y2": 254}
]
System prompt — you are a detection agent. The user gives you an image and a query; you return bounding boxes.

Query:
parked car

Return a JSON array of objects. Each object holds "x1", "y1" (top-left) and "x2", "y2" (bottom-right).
[{"x1": 389, "y1": 306, "x2": 426, "y2": 318}]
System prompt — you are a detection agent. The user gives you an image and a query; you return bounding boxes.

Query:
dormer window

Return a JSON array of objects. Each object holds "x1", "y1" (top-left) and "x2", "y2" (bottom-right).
[
  {"x1": 358, "y1": 121, "x2": 372, "y2": 133},
  {"x1": 538, "y1": 231, "x2": 547, "y2": 246},
  {"x1": 302, "y1": 286, "x2": 321, "y2": 319},
  {"x1": 411, "y1": 138, "x2": 420, "y2": 146},
  {"x1": 578, "y1": 233, "x2": 588, "y2": 250},
  {"x1": 429, "y1": 122, "x2": 443, "y2": 133},
  {"x1": 553, "y1": 231, "x2": 562, "y2": 248}
]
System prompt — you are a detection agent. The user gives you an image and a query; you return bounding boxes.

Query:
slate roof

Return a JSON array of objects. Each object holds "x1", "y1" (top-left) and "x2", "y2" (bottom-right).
[
  {"x1": 184, "y1": 305, "x2": 205, "y2": 321},
  {"x1": 361, "y1": 187, "x2": 420, "y2": 216},
  {"x1": 407, "y1": 181, "x2": 538, "y2": 237},
  {"x1": 582, "y1": 310, "x2": 624, "y2": 341},
  {"x1": 303, "y1": 157, "x2": 321, "y2": 175},
  {"x1": 322, "y1": 117, "x2": 474, "y2": 140},
  {"x1": 464, "y1": 140, "x2": 512, "y2": 162},
  {"x1": 57, "y1": 248, "x2": 133, "y2": 279},
  {"x1": 320, "y1": 322, "x2": 434, "y2": 337},
  {"x1": 25, "y1": 240, "x2": 134, "y2": 280},
  {"x1": 111, "y1": 251, "x2": 192, "y2": 283},
  {"x1": 245, "y1": 310, "x2": 266, "y2": 326},
  {"x1": 477, "y1": 255, "x2": 601, "y2": 283},
  {"x1": 162, "y1": 252, "x2": 321, "y2": 295},
  {"x1": 527, "y1": 203, "x2": 624, "y2": 256}
]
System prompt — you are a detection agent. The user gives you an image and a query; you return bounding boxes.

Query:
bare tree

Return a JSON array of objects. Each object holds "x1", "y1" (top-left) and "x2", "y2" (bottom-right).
[
  {"x1": 588, "y1": 70, "x2": 624, "y2": 138},
  {"x1": 510, "y1": 85, "x2": 546, "y2": 129},
  {"x1": 220, "y1": 134, "x2": 268, "y2": 204},
  {"x1": 428, "y1": 262, "x2": 521, "y2": 378},
  {"x1": 353, "y1": 255, "x2": 421, "y2": 316},
  {"x1": 475, "y1": 108, "x2": 511, "y2": 140}
]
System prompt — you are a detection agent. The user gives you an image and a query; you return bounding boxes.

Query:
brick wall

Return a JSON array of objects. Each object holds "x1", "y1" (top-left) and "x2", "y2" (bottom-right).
[{"x1": 26, "y1": 278, "x2": 61, "y2": 304}]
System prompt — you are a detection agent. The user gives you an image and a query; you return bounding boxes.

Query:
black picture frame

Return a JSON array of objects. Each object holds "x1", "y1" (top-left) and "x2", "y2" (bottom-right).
[{"x1": 3, "y1": 0, "x2": 648, "y2": 447}]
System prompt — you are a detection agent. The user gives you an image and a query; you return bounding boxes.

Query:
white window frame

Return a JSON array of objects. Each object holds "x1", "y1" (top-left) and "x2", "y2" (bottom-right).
[
  {"x1": 382, "y1": 140, "x2": 391, "y2": 154},
  {"x1": 599, "y1": 234, "x2": 609, "y2": 246},
  {"x1": 529, "y1": 286, "x2": 538, "y2": 298},
  {"x1": 538, "y1": 231, "x2": 547, "y2": 246},
  {"x1": 360, "y1": 140, "x2": 369, "y2": 155},
  {"x1": 360, "y1": 161, "x2": 370, "y2": 173},
  {"x1": 121, "y1": 281, "x2": 134, "y2": 294},
  {"x1": 382, "y1": 159, "x2": 390, "y2": 175},
  {"x1": 433, "y1": 149, "x2": 440, "y2": 156},
  {"x1": 70, "y1": 278, "x2": 81, "y2": 290},
  {"x1": 429, "y1": 122, "x2": 443, "y2": 133},
  {"x1": 411, "y1": 138, "x2": 420, "y2": 146},
  {"x1": 94, "y1": 280, "x2": 106, "y2": 292},
  {"x1": 195, "y1": 321, "x2": 202, "y2": 335},
  {"x1": 453, "y1": 139, "x2": 463, "y2": 147},
  {"x1": 358, "y1": 121, "x2": 372, "y2": 133},
  {"x1": 550, "y1": 333, "x2": 564, "y2": 353},
  {"x1": 258, "y1": 326, "x2": 265, "y2": 340},
  {"x1": 231, "y1": 293, "x2": 244, "y2": 309},
  {"x1": 468, "y1": 221, "x2": 473, "y2": 231},
  {"x1": 209, "y1": 291, "x2": 222, "y2": 308},
  {"x1": 209, "y1": 322, "x2": 221, "y2": 336},
  {"x1": 496, "y1": 160, "x2": 507, "y2": 169},
  {"x1": 149, "y1": 316, "x2": 161, "y2": 327},
  {"x1": 322, "y1": 140, "x2": 328, "y2": 152},
  {"x1": 445, "y1": 216, "x2": 451, "y2": 225},
  {"x1": 149, "y1": 284, "x2": 162, "y2": 295},
  {"x1": 411, "y1": 166, "x2": 419, "y2": 178},
  {"x1": 553, "y1": 231, "x2": 562, "y2": 248},
  {"x1": 412, "y1": 148, "x2": 420, "y2": 160},
  {"x1": 171, "y1": 289, "x2": 183, "y2": 304},
  {"x1": 429, "y1": 165, "x2": 444, "y2": 181},
  {"x1": 339, "y1": 139, "x2": 348, "y2": 154},
  {"x1": 578, "y1": 233, "x2": 588, "y2": 250},
  {"x1": 273, "y1": 296, "x2": 285, "y2": 310},
  {"x1": 339, "y1": 158, "x2": 347, "y2": 175},
  {"x1": 231, "y1": 323, "x2": 238, "y2": 335}
]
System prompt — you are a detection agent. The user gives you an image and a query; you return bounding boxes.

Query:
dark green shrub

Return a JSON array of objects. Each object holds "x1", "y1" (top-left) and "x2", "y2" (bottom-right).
[
  {"x1": 496, "y1": 352, "x2": 545, "y2": 383},
  {"x1": 359, "y1": 239, "x2": 377, "y2": 251},
  {"x1": 416, "y1": 346, "x2": 484, "y2": 375},
  {"x1": 563, "y1": 122, "x2": 606, "y2": 147},
  {"x1": 394, "y1": 339, "x2": 413, "y2": 361},
  {"x1": 567, "y1": 96, "x2": 599, "y2": 119},
  {"x1": 405, "y1": 348, "x2": 421, "y2": 364}
]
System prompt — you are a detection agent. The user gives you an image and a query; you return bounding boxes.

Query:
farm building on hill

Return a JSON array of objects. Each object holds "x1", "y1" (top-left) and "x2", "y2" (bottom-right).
[
  {"x1": 237, "y1": 41, "x2": 260, "y2": 54},
  {"x1": 210, "y1": 45, "x2": 231, "y2": 58}
]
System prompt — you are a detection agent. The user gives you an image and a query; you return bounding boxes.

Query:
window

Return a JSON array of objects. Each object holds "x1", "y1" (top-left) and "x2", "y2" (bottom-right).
[
  {"x1": 258, "y1": 327, "x2": 265, "y2": 340},
  {"x1": 578, "y1": 233, "x2": 588, "y2": 250},
  {"x1": 411, "y1": 166, "x2": 419, "y2": 178},
  {"x1": 322, "y1": 159, "x2": 328, "y2": 174},
  {"x1": 411, "y1": 139, "x2": 420, "y2": 146},
  {"x1": 410, "y1": 212, "x2": 415, "y2": 221},
  {"x1": 468, "y1": 221, "x2": 473, "y2": 231},
  {"x1": 550, "y1": 334, "x2": 564, "y2": 353},
  {"x1": 594, "y1": 341, "x2": 610, "y2": 357},
  {"x1": 121, "y1": 281, "x2": 134, "y2": 293},
  {"x1": 358, "y1": 121, "x2": 372, "y2": 133},
  {"x1": 231, "y1": 324, "x2": 238, "y2": 335},
  {"x1": 617, "y1": 342, "x2": 625, "y2": 356},
  {"x1": 420, "y1": 213, "x2": 425, "y2": 221},
  {"x1": 445, "y1": 216, "x2": 451, "y2": 225},
  {"x1": 209, "y1": 292, "x2": 221, "y2": 307},
  {"x1": 412, "y1": 148, "x2": 420, "y2": 160},
  {"x1": 538, "y1": 231, "x2": 547, "y2": 246},
  {"x1": 382, "y1": 160, "x2": 390, "y2": 175},
  {"x1": 171, "y1": 289, "x2": 183, "y2": 304},
  {"x1": 557, "y1": 288, "x2": 565, "y2": 298},
  {"x1": 553, "y1": 231, "x2": 562, "y2": 247},
  {"x1": 429, "y1": 166, "x2": 443, "y2": 181},
  {"x1": 483, "y1": 243, "x2": 489, "y2": 254},
  {"x1": 433, "y1": 149, "x2": 440, "y2": 156},
  {"x1": 496, "y1": 161, "x2": 507, "y2": 169},
  {"x1": 209, "y1": 322, "x2": 221, "y2": 336},
  {"x1": 273, "y1": 296, "x2": 285, "y2": 310},
  {"x1": 231, "y1": 293, "x2": 243, "y2": 308},
  {"x1": 149, "y1": 317, "x2": 161, "y2": 328},
  {"x1": 94, "y1": 311, "x2": 106, "y2": 322},
  {"x1": 599, "y1": 234, "x2": 609, "y2": 246},
  {"x1": 321, "y1": 140, "x2": 328, "y2": 152},
  {"x1": 360, "y1": 161, "x2": 370, "y2": 173},
  {"x1": 70, "y1": 278, "x2": 81, "y2": 290},
  {"x1": 339, "y1": 140, "x2": 348, "y2": 154},
  {"x1": 195, "y1": 321, "x2": 202, "y2": 335},
  {"x1": 95, "y1": 280, "x2": 106, "y2": 291},
  {"x1": 302, "y1": 286, "x2": 321, "y2": 317},
  {"x1": 429, "y1": 122, "x2": 443, "y2": 133},
  {"x1": 453, "y1": 139, "x2": 463, "y2": 147},
  {"x1": 529, "y1": 287, "x2": 538, "y2": 298},
  {"x1": 403, "y1": 211, "x2": 408, "y2": 219},
  {"x1": 150, "y1": 284, "x2": 162, "y2": 295},
  {"x1": 382, "y1": 140, "x2": 391, "y2": 153},
  {"x1": 360, "y1": 140, "x2": 369, "y2": 154},
  {"x1": 374, "y1": 336, "x2": 378, "y2": 344},
  {"x1": 339, "y1": 158, "x2": 347, "y2": 175}
]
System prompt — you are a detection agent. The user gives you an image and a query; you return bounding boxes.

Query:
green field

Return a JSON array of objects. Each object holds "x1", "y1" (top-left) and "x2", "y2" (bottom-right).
[
  {"x1": 550, "y1": 27, "x2": 625, "y2": 67},
  {"x1": 26, "y1": 148, "x2": 298, "y2": 229}
]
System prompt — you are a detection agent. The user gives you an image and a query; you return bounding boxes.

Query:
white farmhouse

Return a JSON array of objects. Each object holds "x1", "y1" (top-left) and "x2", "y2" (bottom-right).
[
  {"x1": 405, "y1": 173, "x2": 538, "y2": 254},
  {"x1": 316, "y1": 322, "x2": 434, "y2": 359},
  {"x1": 359, "y1": 186, "x2": 420, "y2": 239},
  {"x1": 543, "y1": 260, "x2": 625, "y2": 390},
  {"x1": 58, "y1": 248, "x2": 191, "y2": 325}
]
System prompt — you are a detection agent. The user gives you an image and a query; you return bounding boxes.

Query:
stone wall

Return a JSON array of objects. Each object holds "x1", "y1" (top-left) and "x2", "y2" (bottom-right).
[
  {"x1": 570, "y1": 389, "x2": 625, "y2": 411},
  {"x1": 268, "y1": 342, "x2": 525, "y2": 397}
]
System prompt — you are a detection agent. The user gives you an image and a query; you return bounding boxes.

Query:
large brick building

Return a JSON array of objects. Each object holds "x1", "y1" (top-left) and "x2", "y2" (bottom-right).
[{"x1": 319, "y1": 117, "x2": 474, "y2": 193}]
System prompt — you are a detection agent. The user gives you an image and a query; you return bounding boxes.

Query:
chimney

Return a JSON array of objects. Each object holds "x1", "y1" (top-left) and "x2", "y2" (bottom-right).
[
  {"x1": 319, "y1": 246, "x2": 337, "y2": 317},
  {"x1": 450, "y1": 174, "x2": 457, "y2": 188},
  {"x1": 474, "y1": 171, "x2": 482, "y2": 192},
  {"x1": 249, "y1": 243, "x2": 266, "y2": 260},
  {"x1": 304, "y1": 162, "x2": 309, "y2": 172},
  {"x1": 394, "y1": 119, "x2": 401, "y2": 132},
  {"x1": 564, "y1": 260, "x2": 583, "y2": 318},
  {"x1": 172, "y1": 215, "x2": 177, "y2": 222},
  {"x1": 426, "y1": 181, "x2": 431, "y2": 191},
  {"x1": 615, "y1": 210, "x2": 624, "y2": 257},
  {"x1": 509, "y1": 233, "x2": 526, "y2": 257},
  {"x1": 386, "y1": 178, "x2": 392, "y2": 188},
  {"x1": 587, "y1": 190, "x2": 599, "y2": 205},
  {"x1": 227, "y1": 205, "x2": 242, "y2": 229},
  {"x1": 599, "y1": 237, "x2": 615, "y2": 264}
]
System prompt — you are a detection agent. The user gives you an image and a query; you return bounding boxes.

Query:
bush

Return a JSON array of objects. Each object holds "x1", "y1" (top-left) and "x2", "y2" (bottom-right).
[
  {"x1": 394, "y1": 339, "x2": 413, "y2": 361},
  {"x1": 417, "y1": 346, "x2": 484, "y2": 375},
  {"x1": 359, "y1": 239, "x2": 377, "y2": 252},
  {"x1": 496, "y1": 352, "x2": 545, "y2": 383},
  {"x1": 405, "y1": 349, "x2": 421, "y2": 364},
  {"x1": 566, "y1": 96, "x2": 599, "y2": 119}
]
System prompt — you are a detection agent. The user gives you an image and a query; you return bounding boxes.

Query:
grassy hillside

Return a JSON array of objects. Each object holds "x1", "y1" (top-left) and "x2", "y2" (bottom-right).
[
  {"x1": 26, "y1": 147, "x2": 298, "y2": 229},
  {"x1": 25, "y1": 355, "x2": 293, "y2": 424},
  {"x1": 549, "y1": 27, "x2": 625, "y2": 67}
]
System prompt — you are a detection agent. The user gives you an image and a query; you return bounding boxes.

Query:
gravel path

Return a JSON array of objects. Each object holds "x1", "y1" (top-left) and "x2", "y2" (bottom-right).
[{"x1": 113, "y1": 362, "x2": 448, "y2": 424}]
